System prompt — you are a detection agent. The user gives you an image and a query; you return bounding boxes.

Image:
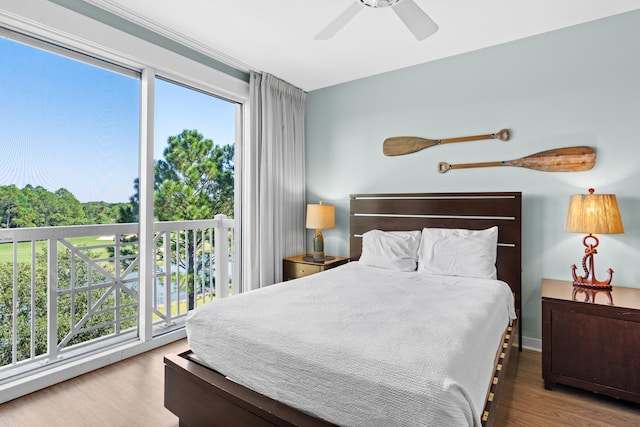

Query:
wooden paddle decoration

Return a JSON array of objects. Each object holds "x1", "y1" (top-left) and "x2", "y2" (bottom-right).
[
  {"x1": 437, "y1": 146, "x2": 596, "y2": 174},
  {"x1": 383, "y1": 129, "x2": 510, "y2": 156}
]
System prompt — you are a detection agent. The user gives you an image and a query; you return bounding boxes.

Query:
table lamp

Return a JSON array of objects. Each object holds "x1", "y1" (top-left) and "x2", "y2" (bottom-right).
[
  {"x1": 564, "y1": 188, "x2": 624, "y2": 289},
  {"x1": 305, "y1": 201, "x2": 335, "y2": 261}
]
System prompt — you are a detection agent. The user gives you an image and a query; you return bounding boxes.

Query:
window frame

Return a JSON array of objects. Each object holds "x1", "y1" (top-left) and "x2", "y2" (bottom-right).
[{"x1": 0, "y1": 2, "x2": 249, "y2": 402}]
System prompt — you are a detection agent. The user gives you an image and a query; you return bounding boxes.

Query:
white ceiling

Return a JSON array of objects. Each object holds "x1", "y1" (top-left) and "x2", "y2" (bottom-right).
[{"x1": 85, "y1": 0, "x2": 640, "y2": 91}]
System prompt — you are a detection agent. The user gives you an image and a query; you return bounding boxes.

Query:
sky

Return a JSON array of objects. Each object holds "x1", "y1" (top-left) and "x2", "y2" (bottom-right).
[{"x1": 0, "y1": 36, "x2": 236, "y2": 203}]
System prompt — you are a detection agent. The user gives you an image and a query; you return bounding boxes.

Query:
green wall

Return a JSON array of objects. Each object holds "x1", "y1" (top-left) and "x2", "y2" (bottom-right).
[{"x1": 305, "y1": 10, "x2": 640, "y2": 345}]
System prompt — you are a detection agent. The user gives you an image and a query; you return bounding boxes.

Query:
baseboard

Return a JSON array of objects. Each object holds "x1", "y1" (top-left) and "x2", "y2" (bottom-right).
[{"x1": 521, "y1": 336, "x2": 542, "y2": 352}]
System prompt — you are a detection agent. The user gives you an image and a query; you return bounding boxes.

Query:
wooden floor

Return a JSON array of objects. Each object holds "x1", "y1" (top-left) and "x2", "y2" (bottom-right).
[
  {"x1": 501, "y1": 349, "x2": 640, "y2": 426},
  {"x1": 1, "y1": 342, "x2": 638, "y2": 426},
  {"x1": 0, "y1": 340, "x2": 189, "y2": 427}
]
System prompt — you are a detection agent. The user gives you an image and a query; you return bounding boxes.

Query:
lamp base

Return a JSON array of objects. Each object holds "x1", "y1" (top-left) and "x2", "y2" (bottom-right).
[
  {"x1": 571, "y1": 233, "x2": 614, "y2": 288},
  {"x1": 572, "y1": 283, "x2": 613, "y2": 305},
  {"x1": 312, "y1": 229, "x2": 325, "y2": 260},
  {"x1": 303, "y1": 255, "x2": 335, "y2": 263},
  {"x1": 572, "y1": 282, "x2": 612, "y2": 291}
]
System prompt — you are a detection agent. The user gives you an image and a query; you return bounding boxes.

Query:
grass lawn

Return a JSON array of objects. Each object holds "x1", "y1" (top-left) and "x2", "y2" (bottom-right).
[
  {"x1": 154, "y1": 293, "x2": 216, "y2": 321},
  {"x1": 0, "y1": 236, "x2": 113, "y2": 264}
]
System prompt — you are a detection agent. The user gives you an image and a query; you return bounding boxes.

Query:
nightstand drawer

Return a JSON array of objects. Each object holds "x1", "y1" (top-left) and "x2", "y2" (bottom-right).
[
  {"x1": 282, "y1": 254, "x2": 349, "y2": 281},
  {"x1": 283, "y1": 262, "x2": 321, "y2": 280}
]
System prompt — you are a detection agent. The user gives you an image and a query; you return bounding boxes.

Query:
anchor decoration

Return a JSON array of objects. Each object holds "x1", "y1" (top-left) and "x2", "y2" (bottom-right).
[
  {"x1": 571, "y1": 238, "x2": 614, "y2": 305},
  {"x1": 570, "y1": 233, "x2": 613, "y2": 289}
]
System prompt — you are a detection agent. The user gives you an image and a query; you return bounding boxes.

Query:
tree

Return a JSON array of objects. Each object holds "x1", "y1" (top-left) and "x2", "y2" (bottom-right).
[
  {"x1": 115, "y1": 178, "x2": 139, "y2": 224},
  {"x1": 51, "y1": 188, "x2": 86, "y2": 226},
  {"x1": 155, "y1": 129, "x2": 234, "y2": 221},
  {"x1": 0, "y1": 185, "x2": 20, "y2": 228},
  {"x1": 153, "y1": 129, "x2": 234, "y2": 309},
  {"x1": 83, "y1": 201, "x2": 121, "y2": 224},
  {"x1": 10, "y1": 185, "x2": 42, "y2": 228},
  {"x1": 0, "y1": 185, "x2": 92, "y2": 228}
]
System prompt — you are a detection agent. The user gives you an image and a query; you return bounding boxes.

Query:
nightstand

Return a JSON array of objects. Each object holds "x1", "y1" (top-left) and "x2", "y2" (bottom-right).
[
  {"x1": 542, "y1": 278, "x2": 640, "y2": 404},
  {"x1": 282, "y1": 254, "x2": 349, "y2": 281}
]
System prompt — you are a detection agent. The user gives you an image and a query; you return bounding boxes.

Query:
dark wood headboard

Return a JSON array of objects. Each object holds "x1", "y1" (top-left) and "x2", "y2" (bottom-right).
[{"x1": 350, "y1": 192, "x2": 522, "y2": 331}]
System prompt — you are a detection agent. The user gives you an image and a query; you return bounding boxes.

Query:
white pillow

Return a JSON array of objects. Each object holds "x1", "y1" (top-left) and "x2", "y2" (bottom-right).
[
  {"x1": 359, "y1": 229, "x2": 421, "y2": 271},
  {"x1": 417, "y1": 226, "x2": 498, "y2": 279}
]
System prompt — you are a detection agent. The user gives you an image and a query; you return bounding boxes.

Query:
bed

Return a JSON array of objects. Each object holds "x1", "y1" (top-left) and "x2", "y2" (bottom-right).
[{"x1": 164, "y1": 192, "x2": 522, "y2": 427}]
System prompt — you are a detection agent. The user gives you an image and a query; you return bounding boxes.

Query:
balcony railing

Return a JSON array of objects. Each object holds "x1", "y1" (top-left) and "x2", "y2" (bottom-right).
[{"x1": 0, "y1": 214, "x2": 236, "y2": 382}]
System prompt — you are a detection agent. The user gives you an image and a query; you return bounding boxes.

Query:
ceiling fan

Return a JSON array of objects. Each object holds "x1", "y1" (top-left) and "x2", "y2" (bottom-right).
[{"x1": 315, "y1": 0, "x2": 439, "y2": 41}]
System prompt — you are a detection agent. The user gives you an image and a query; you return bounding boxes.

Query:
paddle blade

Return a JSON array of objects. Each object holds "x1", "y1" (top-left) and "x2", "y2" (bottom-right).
[
  {"x1": 510, "y1": 146, "x2": 596, "y2": 172},
  {"x1": 392, "y1": 0, "x2": 439, "y2": 41},
  {"x1": 383, "y1": 136, "x2": 439, "y2": 156},
  {"x1": 315, "y1": 2, "x2": 362, "y2": 40}
]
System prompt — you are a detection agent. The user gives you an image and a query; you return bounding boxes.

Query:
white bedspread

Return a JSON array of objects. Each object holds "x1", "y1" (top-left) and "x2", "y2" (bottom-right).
[{"x1": 186, "y1": 262, "x2": 516, "y2": 426}]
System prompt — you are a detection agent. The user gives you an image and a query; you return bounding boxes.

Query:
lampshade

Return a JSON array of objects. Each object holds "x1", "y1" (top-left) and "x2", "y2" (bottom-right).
[
  {"x1": 564, "y1": 189, "x2": 624, "y2": 235},
  {"x1": 306, "y1": 202, "x2": 335, "y2": 230}
]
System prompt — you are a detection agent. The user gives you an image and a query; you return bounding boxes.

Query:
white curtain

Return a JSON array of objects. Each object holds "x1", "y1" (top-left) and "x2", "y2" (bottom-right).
[{"x1": 241, "y1": 72, "x2": 306, "y2": 291}]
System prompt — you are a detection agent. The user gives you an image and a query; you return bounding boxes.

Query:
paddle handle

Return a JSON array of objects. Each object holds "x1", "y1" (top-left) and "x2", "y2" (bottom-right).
[
  {"x1": 440, "y1": 129, "x2": 510, "y2": 145},
  {"x1": 438, "y1": 161, "x2": 503, "y2": 173}
]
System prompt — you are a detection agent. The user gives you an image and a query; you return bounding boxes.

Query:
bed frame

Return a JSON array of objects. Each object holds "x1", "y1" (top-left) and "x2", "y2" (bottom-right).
[{"x1": 164, "y1": 191, "x2": 522, "y2": 427}]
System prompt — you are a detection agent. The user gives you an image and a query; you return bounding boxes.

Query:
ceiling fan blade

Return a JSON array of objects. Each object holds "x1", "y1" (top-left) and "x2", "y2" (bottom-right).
[
  {"x1": 314, "y1": 2, "x2": 362, "y2": 40},
  {"x1": 392, "y1": 0, "x2": 439, "y2": 41}
]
